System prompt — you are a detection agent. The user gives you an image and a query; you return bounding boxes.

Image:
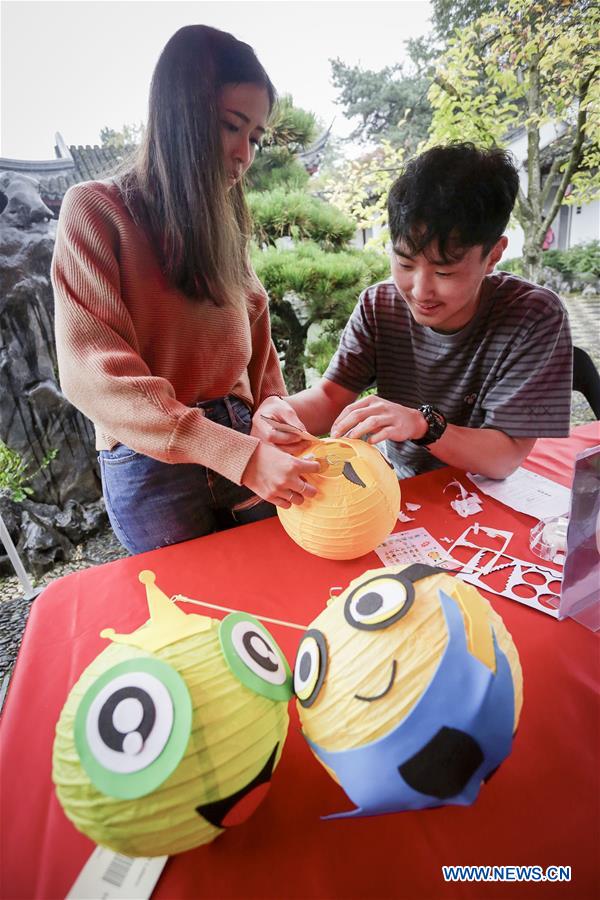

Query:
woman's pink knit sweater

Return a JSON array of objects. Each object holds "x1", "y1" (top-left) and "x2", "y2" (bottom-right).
[{"x1": 51, "y1": 181, "x2": 285, "y2": 485}]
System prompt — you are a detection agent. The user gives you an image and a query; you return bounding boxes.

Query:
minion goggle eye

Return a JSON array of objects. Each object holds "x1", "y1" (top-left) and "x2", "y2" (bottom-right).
[
  {"x1": 344, "y1": 574, "x2": 414, "y2": 630},
  {"x1": 294, "y1": 629, "x2": 328, "y2": 707},
  {"x1": 219, "y1": 612, "x2": 292, "y2": 701}
]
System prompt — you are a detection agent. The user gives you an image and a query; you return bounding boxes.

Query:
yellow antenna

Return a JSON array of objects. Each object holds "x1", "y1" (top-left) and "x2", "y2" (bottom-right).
[{"x1": 101, "y1": 570, "x2": 213, "y2": 652}]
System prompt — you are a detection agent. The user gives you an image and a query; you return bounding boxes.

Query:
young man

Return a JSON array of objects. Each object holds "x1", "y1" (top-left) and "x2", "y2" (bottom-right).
[{"x1": 255, "y1": 143, "x2": 573, "y2": 483}]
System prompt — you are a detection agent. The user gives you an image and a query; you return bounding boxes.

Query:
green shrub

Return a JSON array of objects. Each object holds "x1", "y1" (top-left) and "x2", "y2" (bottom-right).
[
  {"x1": 252, "y1": 241, "x2": 389, "y2": 319},
  {"x1": 545, "y1": 241, "x2": 599, "y2": 277},
  {"x1": 248, "y1": 189, "x2": 357, "y2": 250},
  {"x1": 304, "y1": 328, "x2": 343, "y2": 377},
  {"x1": 0, "y1": 442, "x2": 57, "y2": 502},
  {"x1": 252, "y1": 242, "x2": 389, "y2": 390},
  {"x1": 502, "y1": 241, "x2": 599, "y2": 278},
  {"x1": 500, "y1": 257, "x2": 525, "y2": 276}
]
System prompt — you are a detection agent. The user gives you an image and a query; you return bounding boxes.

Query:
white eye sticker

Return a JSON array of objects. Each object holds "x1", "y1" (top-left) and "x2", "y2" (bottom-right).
[
  {"x1": 294, "y1": 629, "x2": 328, "y2": 707},
  {"x1": 85, "y1": 671, "x2": 173, "y2": 774},
  {"x1": 74, "y1": 657, "x2": 192, "y2": 799},
  {"x1": 345, "y1": 574, "x2": 414, "y2": 630},
  {"x1": 231, "y1": 620, "x2": 287, "y2": 685},
  {"x1": 219, "y1": 613, "x2": 292, "y2": 702}
]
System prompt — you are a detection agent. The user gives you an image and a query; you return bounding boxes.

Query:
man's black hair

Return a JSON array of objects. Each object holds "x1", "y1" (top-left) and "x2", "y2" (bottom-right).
[{"x1": 387, "y1": 143, "x2": 519, "y2": 262}]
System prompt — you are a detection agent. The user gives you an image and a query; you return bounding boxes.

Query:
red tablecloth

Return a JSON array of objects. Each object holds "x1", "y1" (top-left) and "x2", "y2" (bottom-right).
[{"x1": 1, "y1": 428, "x2": 599, "y2": 900}]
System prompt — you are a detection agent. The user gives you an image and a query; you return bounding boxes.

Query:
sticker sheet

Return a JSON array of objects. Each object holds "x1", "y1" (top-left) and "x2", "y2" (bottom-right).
[{"x1": 375, "y1": 528, "x2": 459, "y2": 570}]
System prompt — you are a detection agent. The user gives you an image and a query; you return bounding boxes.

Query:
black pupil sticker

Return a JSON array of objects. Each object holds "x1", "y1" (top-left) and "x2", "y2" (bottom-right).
[
  {"x1": 98, "y1": 686, "x2": 155, "y2": 754},
  {"x1": 242, "y1": 631, "x2": 278, "y2": 672},
  {"x1": 356, "y1": 592, "x2": 383, "y2": 616},
  {"x1": 299, "y1": 651, "x2": 312, "y2": 681}
]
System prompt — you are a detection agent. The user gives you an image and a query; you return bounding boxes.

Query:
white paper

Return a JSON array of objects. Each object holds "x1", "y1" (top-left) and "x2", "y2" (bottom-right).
[
  {"x1": 467, "y1": 467, "x2": 571, "y2": 520},
  {"x1": 450, "y1": 495, "x2": 483, "y2": 517},
  {"x1": 458, "y1": 557, "x2": 561, "y2": 619},
  {"x1": 444, "y1": 479, "x2": 483, "y2": 518},
  {"x1": 67, "y1": 847, "x2": 168, "y2": 900},
  {"x1": 375, "y1": 527, "x2": 459, "y2": 570}
]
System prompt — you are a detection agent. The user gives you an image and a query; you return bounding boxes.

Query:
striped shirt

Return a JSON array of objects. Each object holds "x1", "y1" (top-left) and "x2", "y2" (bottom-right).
[{"x1": 324, "y1": 273, "x2": 573, "y2": 478}]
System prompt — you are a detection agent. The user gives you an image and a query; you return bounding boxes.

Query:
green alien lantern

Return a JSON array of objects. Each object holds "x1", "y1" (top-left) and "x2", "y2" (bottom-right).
[{"x1": 52, "y1": 571, "x2": 292, "y2": 857}]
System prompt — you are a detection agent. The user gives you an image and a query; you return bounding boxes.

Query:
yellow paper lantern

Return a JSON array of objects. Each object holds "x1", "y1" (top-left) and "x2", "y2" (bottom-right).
[
  {"x1": 278, "y1": 438, "x2": 400, "y2": 559},
  {"x1": 294, "y1": 564, "x2": 522, "y2": 816},
  {"x1": 52, "y1": 571, "x2": 292, "y2": 856}
]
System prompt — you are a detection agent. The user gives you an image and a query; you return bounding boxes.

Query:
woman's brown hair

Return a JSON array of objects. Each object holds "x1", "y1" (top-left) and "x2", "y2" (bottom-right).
[{"x1": 120, "y1": 25, "x2": 276, "y2": 305}]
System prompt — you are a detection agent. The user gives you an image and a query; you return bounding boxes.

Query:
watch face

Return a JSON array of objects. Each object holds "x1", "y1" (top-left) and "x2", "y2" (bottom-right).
[{"x1": 414, "y1": 405, "x2": 447, "y2": 446}]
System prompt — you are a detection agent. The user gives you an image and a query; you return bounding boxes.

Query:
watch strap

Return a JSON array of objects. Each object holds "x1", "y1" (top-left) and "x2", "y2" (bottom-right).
[{"x1": 412, "y1": 404, "x2": 447, "y2": 446}]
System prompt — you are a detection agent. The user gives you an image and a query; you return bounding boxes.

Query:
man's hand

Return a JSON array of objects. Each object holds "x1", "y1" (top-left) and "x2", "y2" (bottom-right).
[
  {"x1": 331, "y1": 395, "x2": 426, "y2": 444},
  {"x1": 252, "y1": 396, "x2": 314, "y2": 454},
  {"x1": 242, "y1": 442, "x2": 320, "y2": 509}
]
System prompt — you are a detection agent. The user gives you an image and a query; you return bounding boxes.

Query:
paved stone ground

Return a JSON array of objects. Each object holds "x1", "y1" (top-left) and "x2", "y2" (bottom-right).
[{"x1": 1, "y1": 294, "x2": 598, "y2": 690}]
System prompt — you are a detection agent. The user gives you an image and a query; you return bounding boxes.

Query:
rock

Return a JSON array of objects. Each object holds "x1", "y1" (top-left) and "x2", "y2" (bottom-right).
[
  {"x1": 18, "y1": 509, "x2": 74, "y2": 577},
  {"x1": 0, "y1": 490, "x2": 107, "y2": 578},
  {"x1": 0, "y1": 174, "x2": 101, "y2": 507},
  {"x1": 53, "y1": 498, "x2": 107, "y2": 542},
  {"x1": 0, "y1": 172, "x2": 54, "y2": 228},
  {"x1": 582, "y1": 283, "x2": 599, "y2": 297}
]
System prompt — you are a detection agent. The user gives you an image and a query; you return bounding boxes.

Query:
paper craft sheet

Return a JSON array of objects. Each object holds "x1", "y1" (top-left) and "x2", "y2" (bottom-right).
[
  {"x1": 467, "y1": 467, "x2": 571, "y2": 519},
  {"x1": 375, "y1": 528, "x2": 459, "y2": 570}
]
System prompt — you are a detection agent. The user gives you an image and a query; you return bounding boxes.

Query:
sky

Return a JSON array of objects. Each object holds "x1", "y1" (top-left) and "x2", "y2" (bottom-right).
[{"x1": 0, "y1": 0, "x2": 433, "y2": 160}]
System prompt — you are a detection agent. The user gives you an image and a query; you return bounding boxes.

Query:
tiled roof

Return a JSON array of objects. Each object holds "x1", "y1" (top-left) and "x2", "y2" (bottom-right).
[
  {"x1": 297, "y1": 126, "x2": 331, "y2": 174},
  {"x1": 69, "y1": 144, "x2": 128, "y2": 183},
  {"x1": 0, "y1": 134, "x2": 129, "y2": 206},
  {"x1": 1, "y1": 127, "x2": 330, "y2": 206}
]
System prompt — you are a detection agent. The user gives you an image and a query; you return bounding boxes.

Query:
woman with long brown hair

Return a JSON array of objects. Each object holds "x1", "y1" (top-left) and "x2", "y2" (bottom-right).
[{"x1": 52, "y1": 24, "x2": 317, "y2": 554}]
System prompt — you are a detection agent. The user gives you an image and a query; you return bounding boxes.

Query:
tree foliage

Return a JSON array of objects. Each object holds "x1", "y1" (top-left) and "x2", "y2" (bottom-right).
[
  {"x1": 99, "y1": 123, "x2": 144, "y2": 150},
  {"x1": 430, "y1": 0, "x2": 506, "y2": 39},
  {"x1": 248, "y1": 189, "x2": 355, "y2": 249},
  {"x1": 251, "y1": 243, "x2": 389, "y2": 391},
  {"x1": 323, "y1": 141, "x2": 407, "y2": 250},
  {"x1": 245, "y1": 95, "x2": 317, "y2": 192},
  {"x1": 328, "y1": 0, "x2": 502, "y2": 149},
  {"x1": 330, "y1": 58, "x2": 432, "y2": 151},
  {"x1": 245, "y1": 96, "x2": 374, "y2": 390},
  {"x1": 428, "y1": 0, "x2": 600, "y2": 278}
]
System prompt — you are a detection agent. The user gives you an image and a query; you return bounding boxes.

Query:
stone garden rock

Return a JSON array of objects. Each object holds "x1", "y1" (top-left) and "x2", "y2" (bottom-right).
[
  {"x1": 0, "y1": 172, "x2": 101, "y2": 507},
  {"x1": 0, "y1": 173, "x2": 106, "y2": 574}
]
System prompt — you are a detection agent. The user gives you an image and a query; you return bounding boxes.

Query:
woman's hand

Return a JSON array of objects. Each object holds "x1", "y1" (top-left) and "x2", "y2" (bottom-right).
[
  {"x1": 242, "y1": 442, "x2": 320, "y2": 509},
  {"x1": 331, "y1": 395, "x2": 426, "y2": 444},
  {"x1": 252, "y1": 395, "x2": 313, "y2": 454}
]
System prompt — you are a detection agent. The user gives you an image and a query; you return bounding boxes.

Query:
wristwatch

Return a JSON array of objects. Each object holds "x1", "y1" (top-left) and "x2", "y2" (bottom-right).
[{"x1": 412, "y1": 404, "x2": 447, "y2": 446}]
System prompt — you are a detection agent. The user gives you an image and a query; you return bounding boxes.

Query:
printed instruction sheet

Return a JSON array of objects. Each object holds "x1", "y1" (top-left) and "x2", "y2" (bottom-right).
[{"x1": 467, "y1": 467, "x2": 571, "y2": 520}]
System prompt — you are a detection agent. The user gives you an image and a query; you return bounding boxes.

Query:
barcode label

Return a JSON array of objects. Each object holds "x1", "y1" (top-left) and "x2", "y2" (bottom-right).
[
  {"x1": 102, "y1": 853, "x2": 134, "y2": 887},
  {"x1": 67, "y1": 846, "x2": 168, "y2": 899}
]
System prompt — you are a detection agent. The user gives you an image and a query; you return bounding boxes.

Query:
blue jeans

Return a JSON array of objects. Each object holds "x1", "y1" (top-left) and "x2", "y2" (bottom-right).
[{"x1": 99, "y1": 396, "x2": 275, "y2": 555}]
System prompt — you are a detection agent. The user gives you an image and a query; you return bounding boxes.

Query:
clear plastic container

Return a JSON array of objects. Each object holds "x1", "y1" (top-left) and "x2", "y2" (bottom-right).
[{"x1": 529, "y1": 515, "x2": 569, "y2": 566}]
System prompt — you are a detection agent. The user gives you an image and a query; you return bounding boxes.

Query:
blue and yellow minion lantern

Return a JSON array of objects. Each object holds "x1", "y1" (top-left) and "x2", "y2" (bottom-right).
[
  {"x1": 294, "y1": 564, "x2": 523, "y2": 816},
  {"x1": 278, "y1": 438, "x2": 400, "y2": 560},
  {"x1": 52, "y1": 571, "x2": 292, "y2": 856}
]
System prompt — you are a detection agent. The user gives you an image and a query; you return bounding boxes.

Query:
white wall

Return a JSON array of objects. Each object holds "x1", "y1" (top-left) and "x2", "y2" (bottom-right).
[
  {"x1": 570, "y1": 199, "x2": 600, "y2": 246},
  {"x1": 504, "y1": 198, "x2": 599, "y2": 263},
  {"x1": 504, "y1": 223, "x2": 525, "y2": 261}
]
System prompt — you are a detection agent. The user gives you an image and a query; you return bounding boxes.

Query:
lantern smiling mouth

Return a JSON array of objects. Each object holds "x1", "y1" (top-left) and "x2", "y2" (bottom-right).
[
  {"x1": 196, "y1": 744, "x2": 279, "y2": 829},
  {"x1": 354, "y1": 660, "x2": 398, "y2": 703}
]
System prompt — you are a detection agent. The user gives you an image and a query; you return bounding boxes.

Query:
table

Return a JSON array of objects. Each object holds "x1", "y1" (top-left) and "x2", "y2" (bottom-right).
[{"x1": 1, "y1": 426, "x2": 599, "y2": 900}]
